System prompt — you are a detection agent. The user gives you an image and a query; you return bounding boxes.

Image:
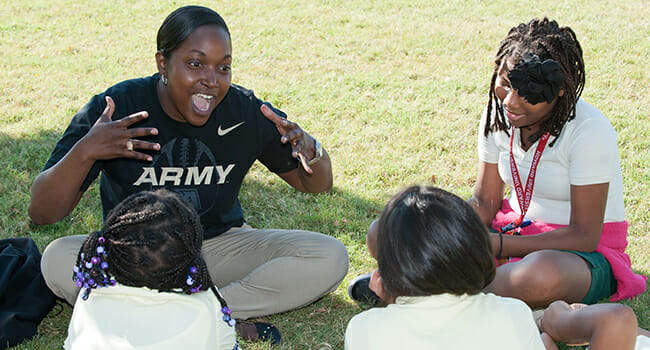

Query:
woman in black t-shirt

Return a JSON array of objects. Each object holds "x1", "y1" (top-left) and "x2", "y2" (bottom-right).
[{"x1": 29, "y1": 5, "x2": 348, "y2": 345}]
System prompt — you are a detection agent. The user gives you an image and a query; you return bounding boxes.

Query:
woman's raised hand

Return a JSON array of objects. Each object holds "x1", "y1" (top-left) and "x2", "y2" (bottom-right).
[
  {"x1": 81, "y1": 96, "x2": 160, "y2": 161},
  {"x1": 261, "y1": 103, "x2": 317, "y2": 174}
]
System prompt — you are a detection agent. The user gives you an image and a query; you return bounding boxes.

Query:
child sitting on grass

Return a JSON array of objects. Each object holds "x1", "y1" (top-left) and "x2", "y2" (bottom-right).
[
  {"x1": 345, "y1": 185, "x2": 544, "y2": 349},
  {"x1": 64, "y1": 189, "x2": 238, "y2": 349}
]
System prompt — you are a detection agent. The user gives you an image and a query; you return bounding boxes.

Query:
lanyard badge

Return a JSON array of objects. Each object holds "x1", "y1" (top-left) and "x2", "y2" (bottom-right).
[{"x1": 503, "y1": 126, "x2": 550, "y2": 235}]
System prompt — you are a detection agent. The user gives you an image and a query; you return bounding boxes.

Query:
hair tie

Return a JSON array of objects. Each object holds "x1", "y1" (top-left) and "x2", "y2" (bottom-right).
[
  {"x1": 73, "y1": 236, "x2": 115, "y2": 300},
  {"x1": 186, "y1": 265, "x2": 204, "y2": 294}
]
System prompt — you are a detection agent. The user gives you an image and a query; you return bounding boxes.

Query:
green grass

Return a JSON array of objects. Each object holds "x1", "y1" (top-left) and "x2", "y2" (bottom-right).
[{"x1": 1, "y1": 0, "x2": 648, "y2": 349}]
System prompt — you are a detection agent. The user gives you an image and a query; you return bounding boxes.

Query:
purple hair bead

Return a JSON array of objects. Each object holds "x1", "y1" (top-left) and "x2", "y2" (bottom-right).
[
  {"x1": 189, "y1": 266, "x2": 198, "y2": 274},
  {"x1": 91, "y1": 257, "x2": 100, "y2": 264},
  {"x1": 98, "y1": 237, "x2": 105, "y2": 244},
  {"x1": 101, "y1": 262, "x2": 109, "y2": 269},
  {"x1": 228, "y1": 319, "x2": 236, "y2": 327},
  {"x1": 96, "y1": 246, "x2": 105, "y2": 254},
  {"x1": 85, "y1": 261, "x2": 93, "y2": 269}
]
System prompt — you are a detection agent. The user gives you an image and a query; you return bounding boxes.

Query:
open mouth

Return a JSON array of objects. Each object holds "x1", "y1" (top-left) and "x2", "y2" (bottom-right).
[{"x1": 191, "y1": 93, "x2": 214, "y2": 114}]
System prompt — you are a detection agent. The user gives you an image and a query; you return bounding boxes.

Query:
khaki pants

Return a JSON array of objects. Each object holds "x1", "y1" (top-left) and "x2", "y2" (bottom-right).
[{"x1": 41, "y1": 225, "x2": 349, "y2": 319}]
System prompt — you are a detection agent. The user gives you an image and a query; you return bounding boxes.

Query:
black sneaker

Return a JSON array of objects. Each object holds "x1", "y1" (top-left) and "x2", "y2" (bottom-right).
[{"x1": 347, "y1": 273, "x2": 383, "y2": 308}]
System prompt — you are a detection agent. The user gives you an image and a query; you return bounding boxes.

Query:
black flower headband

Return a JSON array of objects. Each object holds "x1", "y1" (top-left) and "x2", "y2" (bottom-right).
[{"x1": 507, "y1": 53, "x2": 565, "y2": 105}]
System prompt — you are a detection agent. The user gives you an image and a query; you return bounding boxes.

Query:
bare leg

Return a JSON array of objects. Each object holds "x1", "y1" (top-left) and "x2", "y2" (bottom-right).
[
  {"x1": 485, "y1": 250, "x2": 591, "y2": 309},
  {"x1": 540, "y1": 301, "x2": 637, "y2": 350}
]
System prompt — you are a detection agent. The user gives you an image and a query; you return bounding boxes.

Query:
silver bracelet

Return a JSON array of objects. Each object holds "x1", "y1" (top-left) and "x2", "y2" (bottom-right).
[{"x1": 308, "y1": 138, "x2": 323, "y2": 165}]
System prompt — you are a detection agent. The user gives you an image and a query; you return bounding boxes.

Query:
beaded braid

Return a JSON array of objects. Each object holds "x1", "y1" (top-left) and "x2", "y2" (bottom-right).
[
  {"x1": 72, "y1": 189, "x2": 234, "y2": 326},
  {"x1": 484, "y1": 17, "x2": 585, "y2": 147},
  {"x1": 73, "y1": 230, "x2": 116, "y2": 300}
]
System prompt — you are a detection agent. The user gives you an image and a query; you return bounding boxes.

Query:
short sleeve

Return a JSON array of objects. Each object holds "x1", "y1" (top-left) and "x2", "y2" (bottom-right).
[
  {"x1": 568, "y1": 117, "x2": 619, "y2": 186},
  {"x1": 477, "y1": 108, "x2": 499, "y2": 164}
]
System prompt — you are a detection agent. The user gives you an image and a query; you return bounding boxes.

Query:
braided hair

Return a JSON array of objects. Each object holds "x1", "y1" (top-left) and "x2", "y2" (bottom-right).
[
  {"x1": 484, "y1": 17, "x2": 585, "y2": 146},
  {"x1": 73, "y1": 189, "x2": 230, "y2": 311}
]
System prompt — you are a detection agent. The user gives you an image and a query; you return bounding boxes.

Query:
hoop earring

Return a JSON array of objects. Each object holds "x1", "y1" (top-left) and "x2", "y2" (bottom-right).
[{"x1": 161, "y1": 75, "x2": 168, "y2": 86}]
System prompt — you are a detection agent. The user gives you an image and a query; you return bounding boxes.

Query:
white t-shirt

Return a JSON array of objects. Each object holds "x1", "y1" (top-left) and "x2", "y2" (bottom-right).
[
  {"x1": 477, "y1": 99, "x2": 625, "y2": 225},
  {"x1": 345, "y1": 293, "x2": 545, "y2": 349},
  {"x1": 65, "y1": 284, "x2": 237, "y2": 350}
]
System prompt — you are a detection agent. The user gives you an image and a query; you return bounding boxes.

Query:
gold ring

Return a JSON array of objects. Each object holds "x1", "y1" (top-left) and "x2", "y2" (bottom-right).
[{"x1": 126, "y1": 140, "x2": 134, "y2": 152}]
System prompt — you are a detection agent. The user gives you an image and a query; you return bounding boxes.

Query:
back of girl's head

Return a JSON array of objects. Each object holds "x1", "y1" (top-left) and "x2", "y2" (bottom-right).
[
  {"x1": 376, "y1": 186, "x2": 495, "y2": 298},
  {"x1": 485, "y1": 18, "x2": 585, "y2": 142},
  {"x1": 157, "y1": 5, "x2": 230, "y2": 59},
  {"x1": 75, "y1": 189, "x2": 211, "y2": 295}
]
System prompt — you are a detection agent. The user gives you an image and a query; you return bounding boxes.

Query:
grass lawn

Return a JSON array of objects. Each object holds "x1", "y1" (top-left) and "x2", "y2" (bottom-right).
[{"x1": 1, "y1": 0, "x2": 648, "y2": 349}]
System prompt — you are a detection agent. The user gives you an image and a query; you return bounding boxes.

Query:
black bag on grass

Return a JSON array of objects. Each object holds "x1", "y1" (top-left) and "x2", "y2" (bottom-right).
[{"x1": 0, "y1": 237, "x2": 57, "y2": 349}]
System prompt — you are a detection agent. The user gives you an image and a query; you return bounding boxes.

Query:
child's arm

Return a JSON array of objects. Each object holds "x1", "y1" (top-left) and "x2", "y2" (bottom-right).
[{"x1": 540, "y1": 301, "x2": 637, "y2": 350}]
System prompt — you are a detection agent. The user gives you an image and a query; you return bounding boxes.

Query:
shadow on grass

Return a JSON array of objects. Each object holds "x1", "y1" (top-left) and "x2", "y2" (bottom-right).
[
  {"x1": 0, "y1": 130, "x2": 104, "y2": 251},
  {"x1": 239, "y1": 176, "x2": 383, "y2": 241},
  {"x1": 0, "y1": 130, "x2": 68, "y2": 247}
]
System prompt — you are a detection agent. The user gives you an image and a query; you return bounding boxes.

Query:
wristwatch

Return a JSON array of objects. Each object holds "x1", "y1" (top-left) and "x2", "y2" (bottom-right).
[{"x1": 308, "y1": 138, "x2": 323, "y2": 165}]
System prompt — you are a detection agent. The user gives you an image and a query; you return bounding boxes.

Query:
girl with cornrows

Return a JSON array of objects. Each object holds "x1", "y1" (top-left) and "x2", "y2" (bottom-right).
[
  {"x1": 29, "y1": 5, "x2": 348, "y2": 342},
  {"x1": 65, "y1": 189, "x2": 240, "y2": 349},
  {"x1": 468, "y1": 17, "x2": 646, "y2": 308}
]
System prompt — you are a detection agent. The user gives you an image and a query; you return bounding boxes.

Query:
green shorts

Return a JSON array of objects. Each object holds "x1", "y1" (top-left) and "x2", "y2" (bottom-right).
[
  {"x1": 566, "y1": 250, "x2": 617, "y2": 304},
  {"x1": 488, "y1": 228, "x2": 617, "y2": 303}
]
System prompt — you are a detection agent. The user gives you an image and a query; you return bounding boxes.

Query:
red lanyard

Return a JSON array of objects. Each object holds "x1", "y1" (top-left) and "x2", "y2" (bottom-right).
[{"x1": 509, "y1": 127, "x2": 550, "y2": 227}]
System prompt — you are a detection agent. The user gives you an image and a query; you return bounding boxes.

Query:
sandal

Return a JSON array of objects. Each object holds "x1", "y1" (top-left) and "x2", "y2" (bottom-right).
[{"x1": 236, "y1": 321, "x2": 282, "y2": 346}]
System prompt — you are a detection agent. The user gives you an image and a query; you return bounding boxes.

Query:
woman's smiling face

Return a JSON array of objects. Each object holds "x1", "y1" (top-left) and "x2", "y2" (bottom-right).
[{"x1": 156, "y1": 25, "x2": 232, "y2": 127}]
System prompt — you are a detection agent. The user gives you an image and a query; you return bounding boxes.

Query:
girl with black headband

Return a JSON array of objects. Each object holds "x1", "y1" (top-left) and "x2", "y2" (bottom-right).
[
  {"x1": 468, "y1": 18, "x2": 645, "y2": 308},
  {"x1": 64, "y1": 189, "x2": 242, "y2": 349}
]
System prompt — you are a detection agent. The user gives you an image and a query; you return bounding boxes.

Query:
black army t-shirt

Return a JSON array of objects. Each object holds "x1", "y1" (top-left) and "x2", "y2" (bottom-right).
[{"x1": 44, "y1": 74, "x2": 298, "y2": 239}]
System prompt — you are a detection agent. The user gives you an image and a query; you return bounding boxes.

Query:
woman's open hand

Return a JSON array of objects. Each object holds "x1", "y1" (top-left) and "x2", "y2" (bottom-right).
[
  {"x1": 80, "y1": 96, "x2": 160, "y2": 162},
  {"x1": 261, "y1": 103, "x2": 317, "y2": 174}
]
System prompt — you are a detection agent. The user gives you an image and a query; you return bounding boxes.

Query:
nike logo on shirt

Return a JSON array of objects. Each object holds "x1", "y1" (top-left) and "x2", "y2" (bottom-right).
[{"x1": 217, "y1": 122, "x2": 245, "y2": 136}]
